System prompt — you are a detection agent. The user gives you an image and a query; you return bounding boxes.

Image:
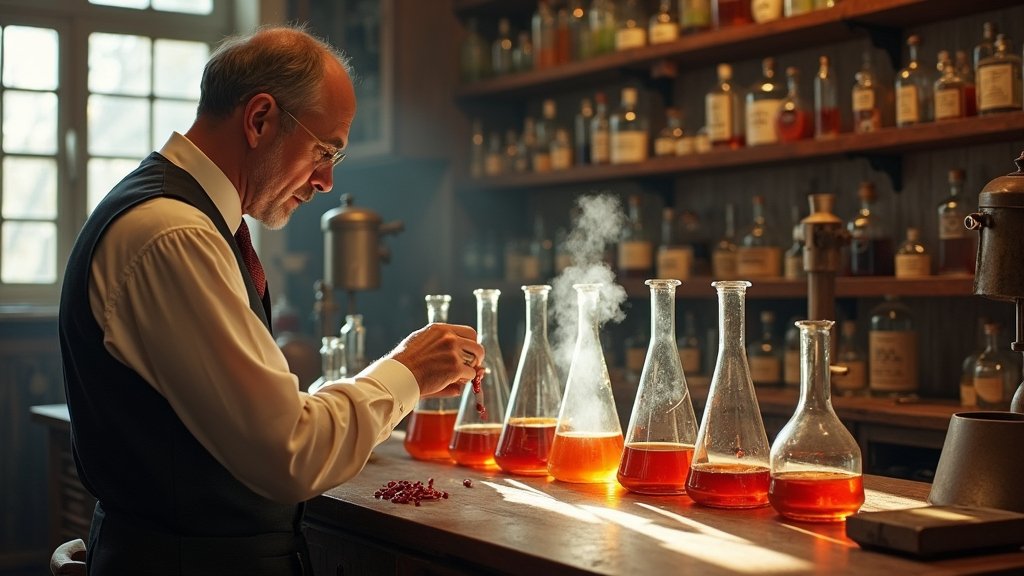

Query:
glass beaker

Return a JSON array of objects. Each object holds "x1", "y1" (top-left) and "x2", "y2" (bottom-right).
[
  {"x1": 547, "y1": 283, "x2": 625, "y2": 483},
  {"x1": 449, "y1": 289, "x2": 510, "y2": 469},
  {"x1": 404, "y1": 295, "x2": 461, "y2": 461},
  {"x1": 308, "y1": 336, "x2": 344, "y2": 394},
  {"x1": 686, "y1": 280, "x2": 771, "y2": 508},
  {"x1": 769, "y1": 320, "x2": 865, "y2": 522},
  {"x1": 495, "y1": 285, "x2": 563, "y2": 476},
  {"x1": 617, "y1": 279, "x2": 699, "y2": 495}
]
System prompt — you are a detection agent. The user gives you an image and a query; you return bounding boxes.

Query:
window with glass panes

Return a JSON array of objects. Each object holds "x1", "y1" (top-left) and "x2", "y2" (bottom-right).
[{"x1": 0, "y1": 0, "x2": 231, "y2": 308}]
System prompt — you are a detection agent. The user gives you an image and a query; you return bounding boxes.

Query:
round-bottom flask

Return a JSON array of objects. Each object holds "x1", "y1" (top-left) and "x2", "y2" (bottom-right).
[
  {"x1": 769, "y1": 320, "x2": 865, "y2": 522},
  {"x1": 404, "y1": 295, "x2": 460, "y2": 461},
  {"x1": 547, "y1": 284, "x2": 624, "y2": 484},
  {"x1": 686, "y1": 281, "x2": 771, "y2": 508},
  {"x1": 495, "y1": 286, "x2": 563, "y2": 475},
  {"x1": 449, "y1": 289, "x2": 510, "y2": 469},
  {"x1": 617, "y1": 280, "x2": 699, "y2": 495}
]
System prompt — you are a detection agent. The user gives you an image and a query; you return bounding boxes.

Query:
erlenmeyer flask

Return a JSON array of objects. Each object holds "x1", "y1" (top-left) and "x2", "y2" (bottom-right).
[
  {"x1": 769, "y1": 320, "x2": 864, "y2": 522},
  {"x1": 686, "y1": 280, "x2": 771, "y2": 508},
  {"x1": 547, "y1": 283, "x2": 624, "y2": 483},
  {"x1": 449, "y1": 289, "x2": 510, "y2": 469},
  {"x1": 404, "y1": 295, "x2": 461, "y2": 461},
  {"x1": 495, "y1": 285, "x2": 563, "y2": 475},
  {"x1": 618, "y1": 279, "x2": 699, "y2": 494}
]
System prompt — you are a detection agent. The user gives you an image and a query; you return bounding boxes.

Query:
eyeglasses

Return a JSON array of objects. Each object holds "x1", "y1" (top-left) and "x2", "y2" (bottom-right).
[{"x1": 279, "y1": 106, "x2": 346, "y2": 168}]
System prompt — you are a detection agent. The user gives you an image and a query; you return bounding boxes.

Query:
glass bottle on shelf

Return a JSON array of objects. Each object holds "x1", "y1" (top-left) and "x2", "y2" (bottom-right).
[
  {"x1": 589, "y1": 0, "x2": 617, "y2": 56},
  {"x1": 308, "y1": 336, "x2": 344, "y2": 395},
  {"x1": 852, "y1": 51, "x2": 883, "y2": 133},
  {"x1": 340, "y1": 314, "x2": 366, "y2": 376},
  {"x1": 533, "y1": 99, "x2": 557, "y2": 173},
  {"x1": 814, "y1": 55, "x2": 840, "y2": 139},
  {"x1": 959, "y1": 317, "x2": 988, "y2": 407},
  {"x1": 896, "y1": 34, "x2": 932, "y2": 127},
  {"x1": 574, "y1": 97, "x2": 594, "y2": 165},
  {"x1": 748, "y1": 310, "x2": 782, "y2": 387},
  {"x1": 492, "y1": 18, "x2": 514, "y2": 77},
  {"x1": 712, "y1": 202, "x2": 738, "y2": 279},
  {"x1": 556, "y1": 6, "x2": 572, "y2": 65},
  {"x1": 649, "y1": 0, "x2": 680, "y2": 44},
  {"x1": 618, "y1": 280, "x2": 699, "y2": 495},
  {"x1": 532, "y1": 0, "x2": 557, "y2": 70},
  {"x1": 868, "y1": 295, "x2": 918, "y2": 398},
  {"x1": 713, "y1": 0, "x2": 753, "y2": 28},
  {"x1": 783, "y1": 317, "x2": 801, "y2": 388},
  {"x1": 784, "y1": 205, "x2": 805, "y2": 280},
  {"x1": 847, "y1": 181, "x2": 894, "y2": 277},
  {"x1": 678, "y1": 310, "x2": 702, "y2": 377},
  {"x1": 656, "y1": 207, "x2": 693, "y2": 280},
  {"x1": 550, "y1": 128, "x2": 573, "y2": 170},
  {"x1": 777, "y1": 66, "x2": 814, "y2": 142},
  {"x1": 548, "y1": 284, "x2": 625, "y2": 483},
  {"x1": 470, "y1": 119, "x2": 485, "y2": 178},
  {"x1": 784, "y1": 0, "x2": 813, "y2": 17},
  {"x1": 610, "y1": 87, "x2": 649, "y2": 164},
  {"x1": 509, "y1": 129, "x2": 527, "y2": 173},
  {"x1": 512, "y1": 31, "x2": 534, "y2": 72},
  {"x1": 495, "y1": 286, "x2": 563, "y2": 476},
  {"x1": 752, "y1": 0, "x2": 782, "y2": 24},
  {"x1": 680, "y1": 0, "x2": 712, "y2": 34},
  {"x1": 404, "y1": 295, "x2": 460, "y2": 461},
  {"x1": 977, "y1": 34, "x2": 1023, "y2": 115},
  {"x1": 568, "y1": 0, "x2": 591, "y2": 61},
  {"x1": 746, "y1": 57, "x2": 786, "y2": 147},
  {"x1": 956, "y1": 50, "x2": 978, "y2": 117},
  {"x1": 687, "y1": 281, "x2": 771, "y2": 509},
  {"x1": 936, "y1": 168, "x2": 975, "y2": 276},
  {"x1": 655, "y1": 108, "x2": 684, "y2": 158},
  {"x1": 619, "y1": 194, "x2": 654, "y2": 278},
  {"x1": 737, "y1": 194, "x2": 782, "y2": 278},
  {"x1": 973, "y1": 22, "x2": 999, "y2": 77},
  {"x1": 461, "y1": 17, "x2": 489, "y2": 82},
  {"x1": 615, "y1": 0, "x2": 648, "y2": 51},
  {"x1": 974, "y1": 322, "x2": 1020, "y2": 411},
  {"x1": 590, "y1": 91, "x2": 611, "y2": 165},
  {"x1": 706, "y1": 63, "x2": 745, "y2": 149},
  {"x1": 769, "y1": 320, "x2": 865, "y2": 522},
  {"x1": 894, "y1": 227, "x2": 930, "y2": 278},
  {"x1": 833, "y1": 320, "x2": 867, "y2": 396},
  {"x1": 934, "y1": 50, "x2": 967, "y2": 121},
  {"x1": 484, "y1": 132, "x2": 503, "y2": 177},
  {"x1": 449, "y1": 289, "x2": 511, "y2": 468}
]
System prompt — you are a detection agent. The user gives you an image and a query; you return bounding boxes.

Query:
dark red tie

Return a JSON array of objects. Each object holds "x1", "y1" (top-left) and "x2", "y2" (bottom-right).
[{"x1": 235, "y1": 220, "x2": 267, "y2": 299}]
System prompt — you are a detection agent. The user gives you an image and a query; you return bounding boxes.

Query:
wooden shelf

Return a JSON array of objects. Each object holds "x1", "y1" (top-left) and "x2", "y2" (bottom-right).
[
  {"x1": 459, "y1": 112, "x2": 1024, "y2": 192},
  {"x1": 455, "y1": 0, "x2": 1023, "y2": 100}
]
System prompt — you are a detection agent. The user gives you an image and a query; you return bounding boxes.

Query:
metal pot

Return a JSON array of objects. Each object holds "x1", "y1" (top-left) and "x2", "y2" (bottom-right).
[
  {"x1": 321, "y1": 193, "x2": 403, "y2": 292},
  {"x1": 966, "y1": 150, "x2": 1024, "y2": 302}
]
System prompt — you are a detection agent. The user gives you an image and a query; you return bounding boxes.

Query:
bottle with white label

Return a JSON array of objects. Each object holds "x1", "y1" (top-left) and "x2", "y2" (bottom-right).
[
  {"x1": 933, "y1": 50, "x2": 966, "y2": 121},
  {"x1": 748, "y1": 310, "x2": 782, "y2": 387},
  {"x1": 656, "y1": 207, "x2": 693, "y2": 280},
  {"x1": 977, "y1": 34, "x2": 1023, "y2": 115},
  {"x1": 655, "y1": 108, "x2": 685, "y2": 157},
  {"x1": 852, "y1": 52, "x2": 883, "y2": 133},
  {"x1": 868, "y1": 296, "x2": 918, "y2": 397},
  {"x1": 615, "y1": 0, "x2": 648, "y2": 51},
  {"x1": 895, "y1": 35, "x2": 932, "y2": 127},
  {"x1": 894, "y1": 227, "x2": 931, "y2": 278},
  {"x1": 833, "y1": 321, "x2": 867, "y2": 396},
  {"x1": 649, "y1": 0, "x2": 680, "y2": 44},
  {"x1": 974, "y1": 322, "x2": 1020, "y2": 410},
  {"x1": 737, "y1": 194, "x2": 782, "y2": 278},
  {"x1": 610, "y1": 87, "x2": 649, "y2": 164},
  {"x1": 590, "y1": 91, "x2": 611, "y2": 164},
  {"x1": 745, "y1": 57, "x2": 785, "y2": 146},
  {"x1": 706, "y1": 63, "x2": 745, "y2": 149}
]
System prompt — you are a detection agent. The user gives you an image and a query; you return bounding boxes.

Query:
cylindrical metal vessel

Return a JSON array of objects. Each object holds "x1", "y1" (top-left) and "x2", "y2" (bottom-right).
[{"x1": 967, "y1": 151, "x2": 1024, "y2": 302}]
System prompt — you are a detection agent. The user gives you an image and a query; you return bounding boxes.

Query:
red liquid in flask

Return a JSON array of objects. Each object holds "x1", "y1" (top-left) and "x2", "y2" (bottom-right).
[
  {"x1": 686, "y1": 462, "x2": 771, "y2": 508},
  {"x1": 617, "y1": 442, "x2": 694, "y2": 495},
  {"x1": 768, "y1": 471, "x2": 865, "y2": 522},
  {"x1": 547, "y1": 431, "x2": 625, "y2": 483},
  {"x1": 448, "y1": 423, "x2": 503, "y2": 469},
  {"x1": 494, "y1": 417, "x2": 558, "y2": 476},
  {"x1": 403, "y1": 410, "x2": 457, "y2": 461}
]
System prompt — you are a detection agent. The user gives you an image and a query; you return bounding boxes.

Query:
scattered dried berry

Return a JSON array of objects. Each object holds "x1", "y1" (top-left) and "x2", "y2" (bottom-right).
[
  {"x1": 373, "y1": 478, "x2": 449, "y2": 506},
  {"x1": 463, "y1": 478, "x2": 473, "y2": 488}
]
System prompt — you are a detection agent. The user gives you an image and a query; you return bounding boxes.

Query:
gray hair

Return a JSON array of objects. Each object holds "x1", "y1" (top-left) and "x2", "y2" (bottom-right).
[{"x1": 197, "y1": 23, "x2": 352, "y2": 124}]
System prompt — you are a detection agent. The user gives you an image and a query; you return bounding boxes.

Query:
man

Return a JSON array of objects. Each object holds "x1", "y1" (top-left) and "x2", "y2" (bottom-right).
[{"x1": 58, "y1": 25, "x2": 482, "y2": 575}]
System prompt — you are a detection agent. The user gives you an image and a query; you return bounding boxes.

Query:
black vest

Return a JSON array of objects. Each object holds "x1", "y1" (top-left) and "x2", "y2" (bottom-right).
[{"x1": 59, "y1": 153, "x2": 306, "y2": 575}]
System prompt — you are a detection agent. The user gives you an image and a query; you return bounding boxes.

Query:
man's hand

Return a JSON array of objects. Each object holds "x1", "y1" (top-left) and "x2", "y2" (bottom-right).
[{"x1": 387, "y1": 323, "x2": 484, "y2": 398}]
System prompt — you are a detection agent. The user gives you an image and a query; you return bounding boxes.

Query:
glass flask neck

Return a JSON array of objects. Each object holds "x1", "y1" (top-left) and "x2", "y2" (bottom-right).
[
  {"x1": 798, "y1": 320, "x2": 834, "y2": 412},
  {"x1": 575, "y1": 284, "x2": 601, "y2": 332},
  {"x1": 474, "y1": 289, "x2": 501, "y2": 343},
  {"x1": 714, "y1": 281, "x2": 751, "y2": 349},
  {"x1": 647, "y1": 280, "x2": 680, "y2": 341},
  {"x1": 425, "y1": 294, "x2": 451, "y2": 323},
  {"x1": 523, "y1": 285, "x2": 551, "y2": 337}
]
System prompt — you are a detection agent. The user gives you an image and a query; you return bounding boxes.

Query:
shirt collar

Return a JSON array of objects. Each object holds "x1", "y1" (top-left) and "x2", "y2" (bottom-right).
[{"x1": 158, "y1": 132, "x2": 243, "y2": 233}]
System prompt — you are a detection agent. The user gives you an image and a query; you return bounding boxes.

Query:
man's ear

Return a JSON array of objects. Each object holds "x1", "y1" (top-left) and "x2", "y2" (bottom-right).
[{"x1": 243, "y1": 93, "x2": 276, "y2": 149}]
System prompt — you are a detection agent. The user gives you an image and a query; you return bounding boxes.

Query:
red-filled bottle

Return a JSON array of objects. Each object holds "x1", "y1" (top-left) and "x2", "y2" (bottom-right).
[
  {"x1": 713, "y1": 0, "x2": 753, "y2": 28},
  {"x1": 814, "y1": 56, "x2": 840, "y2": 139},
  {"x1": 778, "y1": 66, "x2": 814, "y2": 142}
]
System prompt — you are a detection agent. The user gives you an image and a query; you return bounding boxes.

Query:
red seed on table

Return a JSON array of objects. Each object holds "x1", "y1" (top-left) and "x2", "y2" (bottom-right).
[{"x1": 463, "y1": 479, "x2": 473, "y2": 488}]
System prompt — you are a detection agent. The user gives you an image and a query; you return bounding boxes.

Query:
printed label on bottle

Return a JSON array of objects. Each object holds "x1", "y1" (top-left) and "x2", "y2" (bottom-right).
[
  {"x1": 679, "y1": 348, "x2": 700, "y2": 374},
  {"x1": 656, "y1": 246, "x2": 693, "y2": 280},
  {"x1": 712, "y1": 250, "x2": 737, "y2": 278},
  {"x1": 592, "y1": 130, "x2": 610, "y2": 163},
  {"x1": 676, "y1": 136, "x2": 695, "y2": 155},
  {"x1": 619, "y1": 240, "x2": 654, "y2": 271},
  {"x1": 649, "y1": 22, "x2": 679, "y2": 44},
  {"x1": 974, "y1": 375, "x2": 1004, "y2": 404},
  {"x1": 852, "y1": 87, "x2": 876, "y2": 112},
  {"x1": 960, "y1": 381, "x2": 977, "y2": 406},
  {"x1": 610, "y1": 130, "x2": 648, "y2": 164},
  {"x1": 783, "y1": 350, "x2": 800, "y2": 386},
  {"x1": 551, "y1": 147, "x2": 572, "y2": 170},
  {"x1": 784, "y1": 253, "x2": 803, "y2": 279},
  {"x1": 752, "y1": 0, "x2": 782, "y2": 22},
  {"x1": 833, "y1": 360, "x2": 867, "y2": 392},
  {"x1": 532, "y1": 151, "x2": 552, "y2": 173},
  {"x1": 750, "y1": 356, "x2": 781, "y2": 385},
  {"x1": 939, "y1": 211, "x2": 967, "y2": 239},
  {"x1": 736, "y1": 246, "x2": 782, "y2": 277},
  {"x1": 615, "y1": 27, "x2": 647, "y2": 51},
  {"x1": 978, "y1": 63, "x2": 1017, "y2": 111},
  {"x1": 869, "y1": 330, "x2": 919, "y2": 392},
  {"x1": 896, "y1": 84, "x2": 920, "y2": 125},
  {"x1": 706, "y1": 93, "x2": 733, "y2": 142},
  {"x1": 746, "y1": 98, "x2": 782, "y2": 146},
  {"x1": 895, "y1": 253, "x2": 931, "y2": 278},
  {"x1": 654, "y1": 136, "x2": 677, "y2": 157},
  {"x1": 934, "y1": 88, "x2": 962, "y2": 120}
]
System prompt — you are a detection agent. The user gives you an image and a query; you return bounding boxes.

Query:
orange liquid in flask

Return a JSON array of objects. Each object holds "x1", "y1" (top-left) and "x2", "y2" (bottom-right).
[
  {"x1": 617, "y1": 442, "x2": 694, "y2": 495},
  {"x1": 448, "y1": 423, "x2": 502, "y2": 468},
  {"x1": 547, "y1": 431, "x2": 625, "y2": 483},
  {"x1": 404, "y1": 410, "x2": 457, "y2": 461},
  {"x1": 686, "y1": 462, "x2": 770, "y2": 508},
  {"x1": 494, "y1": 417, "x2": 557, "y2": 476},
  {"x1": 768, "y1": 471, "x2": 865, "y2": 522}
]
